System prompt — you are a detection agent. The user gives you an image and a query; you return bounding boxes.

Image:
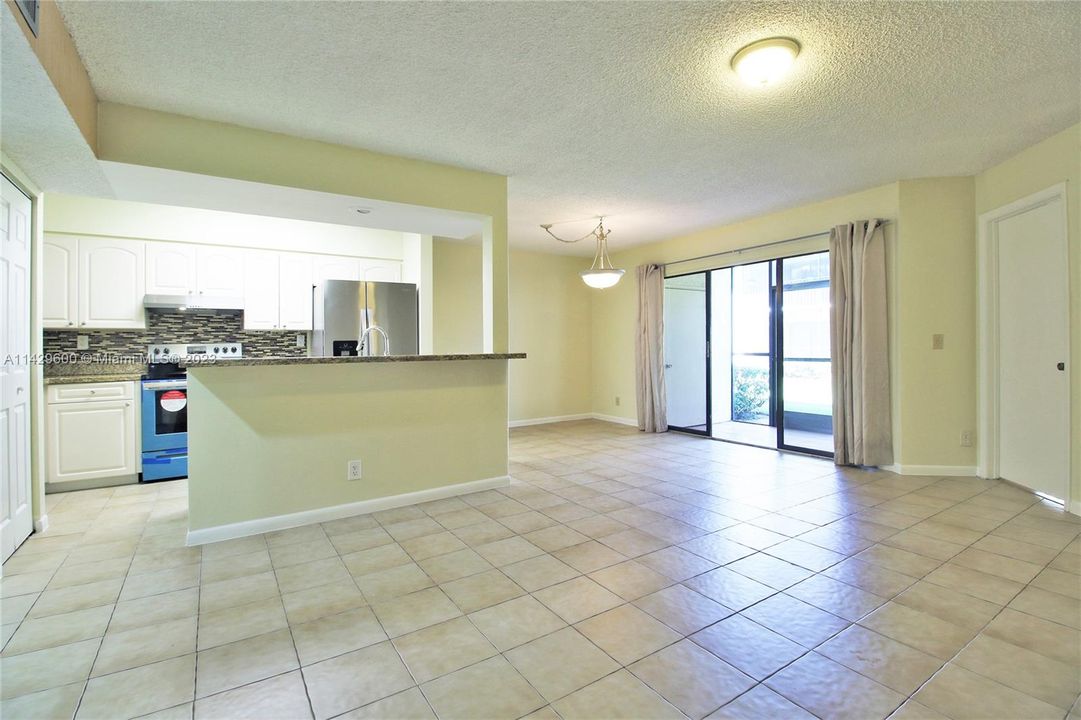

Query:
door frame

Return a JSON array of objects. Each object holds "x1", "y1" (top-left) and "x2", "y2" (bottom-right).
[
  {"x1": 976, "y1": 182, "x2": 1071, "y2": 507},
  {"x1": 663, "y1": 269, "x2": 712, "y2": 436}
]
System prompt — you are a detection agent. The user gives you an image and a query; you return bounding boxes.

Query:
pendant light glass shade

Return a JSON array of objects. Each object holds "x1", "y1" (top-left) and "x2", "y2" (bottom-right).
[{"x1": 579, "y1": 223, "x2": 624, "y2": 289}]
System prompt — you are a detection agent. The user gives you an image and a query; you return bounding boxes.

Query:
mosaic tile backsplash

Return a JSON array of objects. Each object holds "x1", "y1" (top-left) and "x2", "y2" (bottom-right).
[{"x1": 43, "y1": 310, "x2": 306, "y2": 358}]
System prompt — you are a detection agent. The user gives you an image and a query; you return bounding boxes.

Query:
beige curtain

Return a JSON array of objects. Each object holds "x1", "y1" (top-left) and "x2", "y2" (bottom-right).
[
  {"x1": 830, "y1": 220, "x2": 893, "y2": 466},
  {"x1": 635, "y1": 264, "x2": 667, "y2": 432}
]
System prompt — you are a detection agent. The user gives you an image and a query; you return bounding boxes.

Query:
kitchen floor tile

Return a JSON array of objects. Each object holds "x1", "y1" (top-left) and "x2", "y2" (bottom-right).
[
  {"x1": 574, "y1": 603, "x2": 681, "y2": 664},
  {"x1": 420, "y1": 655, "x2": 545, "y2": 720},
  {"x1": 504, "y1": 627, "x2": 619, "y2": 702},
  {"x1": 194, "y1": 670, "x2": 312, "y2": 720},
  {"x1": 194, "y1": 627, "x2": 298, "y2": 698},
  {"x1": 468, "y1": 595, "x2": 567, "y2": 651},
  {"x1": 290, "y1": 606, "x2": 387, "y2": 666},
  {"x1": 392, "y1": 616, "x2": 497, "y2": 682},
  {"x1": 301, "y1": 641, "x2": 414, "y2": 720},
  {"x1": 629, "y1": 639, "x2": 755, "y2": 719}
]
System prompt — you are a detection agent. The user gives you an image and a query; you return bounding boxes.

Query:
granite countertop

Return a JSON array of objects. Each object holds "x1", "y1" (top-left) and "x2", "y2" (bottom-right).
[
  {"x1": 182, "y1": 353, "x2": 526, "y2": 368},
  {"x1": 43, "y1": 362, "x2": 147, "y2": 386}
]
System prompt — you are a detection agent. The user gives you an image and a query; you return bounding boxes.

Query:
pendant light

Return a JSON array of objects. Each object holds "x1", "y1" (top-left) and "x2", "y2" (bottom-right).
[{"x1": 541, "y1": 217, "x2": 625, "y2": 289}]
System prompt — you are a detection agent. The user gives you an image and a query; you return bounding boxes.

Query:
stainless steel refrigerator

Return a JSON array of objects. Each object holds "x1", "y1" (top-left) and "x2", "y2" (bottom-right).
[{"x1": 314, "y1": 280, "x2": 419, "y2": 357}]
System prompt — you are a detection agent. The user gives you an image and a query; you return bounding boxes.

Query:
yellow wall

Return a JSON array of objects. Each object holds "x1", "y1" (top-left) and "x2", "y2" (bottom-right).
[
  {"x1": 433, "y1": 239, "x2": 593, "y2": 422},
  {"x1": 974, "y1": 123, "x2": 1081, "y2": 508},
  {"x1": 187, "y1": 360, "x2": 509, "y2": 532}
]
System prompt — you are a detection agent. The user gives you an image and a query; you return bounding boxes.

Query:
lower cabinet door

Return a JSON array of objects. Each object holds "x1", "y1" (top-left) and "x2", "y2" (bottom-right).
[{"x1": 47, "y1": 399, "x2": 137, "y2": 484}]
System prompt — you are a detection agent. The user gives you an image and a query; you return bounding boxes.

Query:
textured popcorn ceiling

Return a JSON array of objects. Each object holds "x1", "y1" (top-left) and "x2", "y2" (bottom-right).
[{"x1": 58, "y1": 1, "x2": 1080, "y2": 253}]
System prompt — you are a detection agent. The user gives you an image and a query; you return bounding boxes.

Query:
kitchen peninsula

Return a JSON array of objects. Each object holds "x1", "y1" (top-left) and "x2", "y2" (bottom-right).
[{"x1": 184, "y1": 353, "x2": 525, "y2": 545}]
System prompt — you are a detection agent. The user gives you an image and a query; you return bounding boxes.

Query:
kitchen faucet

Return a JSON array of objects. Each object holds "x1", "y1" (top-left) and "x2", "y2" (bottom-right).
[{"x1": 358, "y1": 325, "x2": 391, "y2": 356}]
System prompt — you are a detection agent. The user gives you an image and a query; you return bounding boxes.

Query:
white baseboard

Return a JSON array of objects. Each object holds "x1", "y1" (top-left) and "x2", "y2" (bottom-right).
[
  {"x1": 881, "y1": 464, "x2": 978, "y2": 477},
  {"x1": 1069, "y1": 499, "x2": 1080, "y2": 517},
  {"x1": 33, "y1": 514, "x2": 48, "y2": 533},
  {"x1": 590, "y1": 413, "x2": 638, "y2": 427},
  {"x1": 509, "y1": 413, "x2": 592, "y2": 428},
  {"x1": 186, "y1": 475, "x2": 510, "y2": 546}
]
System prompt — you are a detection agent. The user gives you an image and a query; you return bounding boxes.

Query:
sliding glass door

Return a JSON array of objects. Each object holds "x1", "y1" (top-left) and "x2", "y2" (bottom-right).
[{"x1": 666, "y1": 251, "x2": 833, "y2": 456}]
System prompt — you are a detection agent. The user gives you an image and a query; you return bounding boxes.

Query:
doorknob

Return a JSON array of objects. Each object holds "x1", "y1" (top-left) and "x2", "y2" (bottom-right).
[{"x1": 1057, "y1": 362, "x2": 1066, "y2": 371}]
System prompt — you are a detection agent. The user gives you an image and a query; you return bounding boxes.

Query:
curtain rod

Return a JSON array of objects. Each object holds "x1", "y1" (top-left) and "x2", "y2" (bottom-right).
[{"x1": 665, "y1": 219, "x2": 892, "y2": 267}]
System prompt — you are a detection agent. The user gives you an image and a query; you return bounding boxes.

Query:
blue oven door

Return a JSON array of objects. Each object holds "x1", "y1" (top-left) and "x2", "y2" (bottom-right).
[{"x1": 141, "y1": 378, "x2": 188, "y2": 452}]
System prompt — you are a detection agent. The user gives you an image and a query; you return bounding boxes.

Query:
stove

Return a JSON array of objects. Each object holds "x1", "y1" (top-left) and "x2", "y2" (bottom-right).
[{"x1": 141, "y1": 342, "x2": 242, "y2": 481}]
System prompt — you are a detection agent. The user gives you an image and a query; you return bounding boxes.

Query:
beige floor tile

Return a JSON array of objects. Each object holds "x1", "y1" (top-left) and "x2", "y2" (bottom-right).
[
  {"x1": 523, "y1": 525, "x2": 590, "y2": 552},
  {"x1": 0, "y1": 638, "x2": 99, "y2": 699},
  {"x1": 47, "y1": 557, "x2": 131, "y2": 590},
  {"x1": 634, "y1": 583, "x2": 733, "y2": 635},
  {"x1": 553, "y1": 540, "x2": 627, "y2": 572},
  {"x1": 954, "y1": 633, "x2": 1081, "y2": 709},
  {"x1": 281, "y1": 579, "x2": 367, "y2": 625},
  {"x1": 741, "y1": 593, "x2": 850, "y2": 648},
  {"x1": 302, "y1": 641, "x2": 414, "y2": 720},
  {"x1": 715, "y1": 523, "x2": 789, "y2": 550},
  {"x1": 630, "y1": 638, "x2": 755, "y2": 718},
  {"x1": 337, "y1": 687, "x2": 434, "y2": 720},
  {"x1": 27, "y1": 578, "x2": 123, "y2": 619},
  {"x1": 341, "y1": 543, "x2": 411, "y2": 577},
  {"x1": 393, "y1": 616, "x2": 497, "y2": 682},
  {"x1": 598, "y1": 528, "x2": 669, "y2": 557},
  {"x1": 0, "y1": 593, "x2": 39, "y2": 626},
  {"x1": 1, "y1": 572, "x2": 56, "y2": 600},
  {"x1": 197, "y1": 596, "x2": 287, "y2": 651},
  {"x1": 275, "y1": 556, "x2": 351, "y2": 595},
  {"x1": 200, "y1": 549, "x2": 271, "y2": 584},
  {"x1": 505, "y1": 627, "x2": 619, "y2": 702},
  {"x1": 818, "y1": 624, "x2": 943, "y2": 694},
  {"x1": 451, "y1": 519, "x2": 515, "y2": 546},
  {"x1": 532, "y1": 576, "x2": 623, "y2": 624},
  {"x1": 679, "y1": 534, "x2": 757, "y2": 565},
  {"x1": 473, "y1": 536, "x2": 544, "y2": 566},
  {"x1": 434, "y1": 507, "x2": 490, "y2": 531},
  {"x1": 565, "y1": 514, "x2": 629, "y2": 539},
  {"x1": 892, "y1": 580, "x2": 1002, "y2": 631},
  {"x1": 268, "y1": 536, "x2": 336, "y2": 569},
  {"x1": 786, "y1": 573, "x2": 887, "y2": 621},
  {"x1": 199, "y1": 570, "x2": 279, "y2": 614},
  {"x1": 194, "y1": 669, "x2": 312, "y2": 720},
  {"x1": 416, "y1": 548, "x2": 493, "y2": 584},
  {"x1": 684, "y1": 566, "x2": 775, "y2": 611},
  {"x1": 1009, "y1": 585, "x2": 1081, "y2": 629},
  {"x1": 468, "y1": 595, "x2": 567, "y2": 651},
  {"x1": 400, "y1": 531, "x2": 467, "y2": 561},
  {"x1": 385, "y1": 517, "x2": 448, "y2": 543},
  {"x1": 764, "y1": 538, "x2": 848, "y2": 572},
  {"x1": 588, "y1": 559, "x2": 674, "y2": 601},
  {"x1": 886, "y1": 699, "x2": 951, "y2": 720},
  {"x1": 440, "y1": 569, "x2": 524, "y2": 613},
  {"x1": 291, "y1": 606, "x2": 387, "y2": 666},
  {"x1": 120, "y1": 564, "x2": 199, "y2": 602},
  {"x1": 1030, "y1": 567, "x2": 1081, "y2": 600},
  {"x1": 92, "y1": 615, "x2": 197, "y2": 677},
  {"x1": 765, "y1": 652, "x2": 904, "y2": 720},
  {"x1": 372, "y1": 506, "x2": 426, "y2": 525},
  {"x1": 707, "y1": 684, "x2": 815, "y2": 720},
  {"x1": 727, "y1": 553, "x2": 816, "y2": 590},
  {"x1": 420, "y1": 655, "x2": 545, "y2": 720},
  {"x1": 971, "y1": 534, "x2": 1060, "y2": 565},
  {"x1": 2, "y1": 605, "x2": 112, "y2": 656},
  {"x1": 371, "y1": 587, "x2": 462, "y2": 638},
  {"x1": 353, "y1": 563, "x2": 433, "y2": 602},
  {"x1": 952, "y1": 547, "x2": 1044, "y2": 584},
  {"x1": 108, "y1": 587, "x2": 199, "y2": 634},
  {"x1": 266, "y1": 524, "x2": 327, "y2": 547},
  {"x1": 329, "y1": 527, "x2": 393, "y2": 555},
  {"x1": 691, "y1": 615, "x2": 805, "y2": 680},
  {"x1": 501, "y1": 553, "x2": 579, "y2": 591},
  {"x1": 924, "y1": 562, "x2": 1025, "y2": 605},
  {"x1": 915, "y1": 663, "x2": 1064, "y2": 720},
  {"x1": 195, "y1": 628, "x2": 298, "y2": 698},
  {"x1": 982, "y1": 607, "x2": 1080, "y2": 666},
  {"x1": 635, "y1": 546, "x2": 717, "y2": 581},
  {"x1": 575, "y1": 603, "x2": 681, "y2": 665},
  {"x1": 552, "y1": 669, "x2": 684, "y2": 720},
  {"x1": 1, "y1": 550, "x2": 68, "y2": 576},
  {"x1": 0, "y1": 681, "x2": 83, "y2": 720},
  {"x1": 77, "y1": 654, "x2": 196, "y2": 720},
  {"x1": 858, "y1": 602, "x2": 976, "y2": 660},
  {"x1": 199, "y1": 535, "x2": 266, "y2": 561},
  {"x1": 823, "y1": 557, "x2": 918, "y2": 598}
]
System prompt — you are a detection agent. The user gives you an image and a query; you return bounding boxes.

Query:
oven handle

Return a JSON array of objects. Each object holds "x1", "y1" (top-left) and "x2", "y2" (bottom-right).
[{"x1": 143, "y1": 381, "x2": 188, "y2": 390}]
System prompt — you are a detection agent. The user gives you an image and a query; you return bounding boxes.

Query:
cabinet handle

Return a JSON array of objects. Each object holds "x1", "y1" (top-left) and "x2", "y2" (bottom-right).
[
  {"x1": 125, "y1": 402, "x2": 131, "y2": 407},
  {"x1": 89, "y1": 390, "x2": 96, "y2": 395},
  {"x1": 67, "y1": 322, "x2": 73, "y2": 326}
]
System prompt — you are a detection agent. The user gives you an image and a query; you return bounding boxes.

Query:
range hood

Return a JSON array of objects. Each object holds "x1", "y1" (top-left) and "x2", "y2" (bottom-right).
[{"x1": 143, "y1": 294, "x2": 244, "y2": 315}]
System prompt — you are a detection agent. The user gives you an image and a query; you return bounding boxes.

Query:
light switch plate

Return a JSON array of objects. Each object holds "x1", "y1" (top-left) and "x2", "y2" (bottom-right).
[{"x1": 76, "y1": 335, "x2": 89, "y2": 350}]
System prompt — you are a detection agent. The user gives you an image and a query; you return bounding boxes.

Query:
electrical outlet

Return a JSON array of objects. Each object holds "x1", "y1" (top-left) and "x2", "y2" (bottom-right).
[
  {"x1": 615, "y1": 396, "x2": 621, "y2": 407},
  {"x1": 296, "y1": 334, "x2": 306, "y2": 348},
  {"x1": 76, "y1": 335, "x2": 89, "y2": 351},
  {"x1": 347, "y1": 459, "x2": 362, "y2": 480},
  {"x1": 960, "y1": 430, "x2": 973, "y2": 447},
  {"x1": 932, "y1": 334, "x2": 945, "y2": 350}
]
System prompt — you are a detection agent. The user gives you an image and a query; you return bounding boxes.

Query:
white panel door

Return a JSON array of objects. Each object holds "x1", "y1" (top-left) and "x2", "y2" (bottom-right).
[
  {"x1": 243, "y1": 250, "x2": 280, "y2": 329},
  {"x1": 79, "y1": 238, "x2": 146, "y2": 329},
  {"x1": 996, "y1": 197, "x2": 1070, "y2": 502},
  {"x1": 359, "y1": 258, "x2": 402, "y2": 282},
  {"x1": 1, "y1": 174, "x2": 33, "y2": 561},
  {"x1": 279, "y1": 252, "x2": 313, "y2": 330},
  {"x1": 46, "y1": 400, "x2": 137, "y2": 484},
  {"x1": 42, "y1": 235, "x2": 78, "y2": 329},
  {"x1": 197, "y1": 246, "x2": 245, "y2": 296},
  {"x1": 146, "y1": 242, "x2": 198, "y2": 295}
]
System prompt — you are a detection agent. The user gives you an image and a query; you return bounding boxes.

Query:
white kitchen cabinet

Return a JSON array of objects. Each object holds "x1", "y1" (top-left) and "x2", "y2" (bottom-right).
[
  {"x1": 359, "y1": 258, "x2": 402, "y2": 282},
  {"x1": 146, "y1": 242, "x2": 198, "y2": 295},
  {"x1": 243, "y1": 250, "x2": 281, "y2": 329},
  {"x1": 46, "y1": 381, "x2": 138, "y2": 487},
  {"x1": 279, "y1": 252, "x2": 313, "y2": 330},
  {"x1": 197, "y1": 246, "x2": 245, "y2": 296},
  {"x1": 78, "y1": 238, "x2": 146, "y2": 329},
  {"x1": 313, "y1": 255, "x2": 362, "y2": 284},
  {"x1": 43, "y1": 235, "x2": 78, "y2": 328}
]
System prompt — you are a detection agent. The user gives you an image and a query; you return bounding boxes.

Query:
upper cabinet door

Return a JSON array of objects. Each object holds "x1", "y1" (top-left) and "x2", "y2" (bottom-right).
[
  {"x1": 359, "y1": 259, "x2": 402, "y2": 282},
  {"x1": 78, "y1": 238, "x2": 146, "y2": 329},
  {"x1": 197, "y1": 246, "x2": 245, "y2": 296},
  {"x1": 243, "y1": 250, "x2": 280, "y2": 330},
  {"x1": 279, "y1": 253, "x2": 313, "y2": 330},
  {"x1": 43, "y1": 235, "x2": 79, "y2": 329},
  {"x1": 146, "y1": 242, "x2": 197, "y2": 295},
  {"x1": 313, "y1": 255, "x2": 362, "y2": 284}
]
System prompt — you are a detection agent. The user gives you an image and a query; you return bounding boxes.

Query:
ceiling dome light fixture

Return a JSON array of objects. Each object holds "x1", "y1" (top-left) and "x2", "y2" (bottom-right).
[
  {"x1": 731, "y1": 37, "x2": 800, "y2": 86},
  {"x1": 541, "y1": 217, "x2": 625, "y2": 289}
]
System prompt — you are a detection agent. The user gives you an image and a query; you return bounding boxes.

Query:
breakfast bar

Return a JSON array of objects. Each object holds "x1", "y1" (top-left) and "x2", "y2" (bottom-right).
[{"x1": 184, "y1": 353, "x2": 524, "y2": 545}]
